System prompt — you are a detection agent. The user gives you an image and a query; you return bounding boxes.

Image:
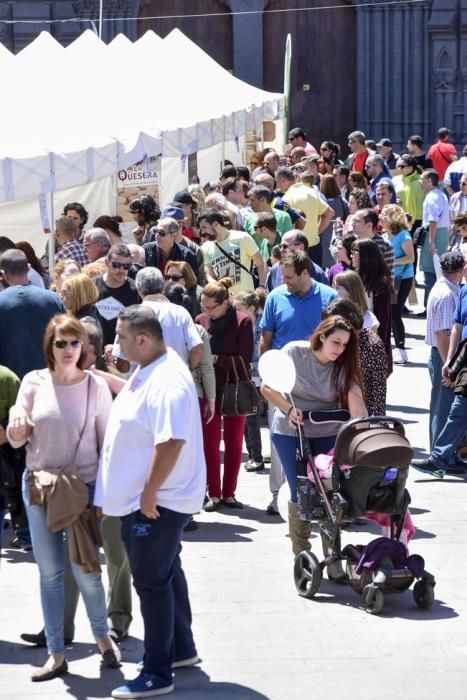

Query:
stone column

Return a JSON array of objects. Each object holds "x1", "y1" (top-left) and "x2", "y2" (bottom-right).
[{"x1": 223, "y1": 0, "x2": 267, "y2": 87}]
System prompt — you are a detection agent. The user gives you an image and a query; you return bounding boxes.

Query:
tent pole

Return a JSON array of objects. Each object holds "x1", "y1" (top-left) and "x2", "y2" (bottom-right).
[
  {"x1": 48, "y1": 192, "x2": 55, "y2": 280},
  {"x1": 99, "y1": 0, "x2": 103, "y2": 38}
]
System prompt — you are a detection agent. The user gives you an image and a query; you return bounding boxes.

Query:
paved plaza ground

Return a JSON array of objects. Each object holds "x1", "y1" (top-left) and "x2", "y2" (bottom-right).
[{"x1": 1, "y1": 311, "x2": 466, "y2": 700}]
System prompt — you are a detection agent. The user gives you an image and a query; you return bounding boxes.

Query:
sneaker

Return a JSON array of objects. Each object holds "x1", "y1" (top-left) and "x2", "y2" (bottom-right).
[
  {"x1": 111, "y1": 672, "x2": 174, "y2": 698},
  {"x1": 137, "y1": 656, "x2": 199, "y2": 673},
  {"x1": 183, "y1": 517, "x2": 198, "y2": 532},
  {"x1": 411, "y1": 459, "x2": 445, "y2": 479},
  {"x1": 266, "y1": 494, "x2": 279, "y2": 515},
  {"x1": 244, "y1": 460, "x2": 265, "y2": 472},
  {"x1": 393, "y1": 348, "x2": 408, "y2": 365},
  {"x1": 172, "y1": 655, "x2": 199, "y2": 669}
]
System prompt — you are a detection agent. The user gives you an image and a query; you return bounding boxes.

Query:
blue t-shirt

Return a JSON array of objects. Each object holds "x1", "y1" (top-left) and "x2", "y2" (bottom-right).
[
  {"x1": 260, "y1": 282, "x2": 337, "y2": 349},
  {"x1": 0, "y1": 285, "x2": 65, "y2": 378},
  {"x1": 390, "y1": 229, "x2": 414, "y2": 280},
  {"x1": 454, "y1": 284, "x2": 467, "y2": 339},
  {"x1": 266, "y1": 260, "x2": 329, "y2": 292}
]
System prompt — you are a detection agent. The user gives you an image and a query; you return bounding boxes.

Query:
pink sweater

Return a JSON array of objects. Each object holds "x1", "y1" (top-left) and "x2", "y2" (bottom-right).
[{"x1": 8, "y1": 370, "x2": 112, "y2": 484}]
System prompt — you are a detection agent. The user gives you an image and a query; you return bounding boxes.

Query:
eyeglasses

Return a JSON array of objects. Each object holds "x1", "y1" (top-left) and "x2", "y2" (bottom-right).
[
  {"x1": 201, "y1": 302, "x2": 220, "y2": 311},
  {"x1": 320, "y1": 147, "x2": 330, "y2": 152},
  {"x1": 110, "y1": 261, "x2": 131, "y2": 270},
  {"x1": 154, "y1": 228, "x2": 172, "y2": 237},
  {"x1": 164, "y1": 274, "x2": 184, "y2": 282},
  {"x1": 53, "y1": 339, "x2": 82, "y2": 350}
]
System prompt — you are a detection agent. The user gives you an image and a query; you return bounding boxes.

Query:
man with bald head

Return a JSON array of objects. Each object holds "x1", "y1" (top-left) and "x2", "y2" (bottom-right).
[
  {"x1": 263, "y1": 151, "x2": 279, "y2": 176},
  {"x1": 143, "y1": 217, "x2": 199, "y2": 282},
  {"x1": 83, "y1": 228, "x2": 111, "y2": 262},
  {"x1": 254, "y1": 172, "x2": 275, "y2": 192}
]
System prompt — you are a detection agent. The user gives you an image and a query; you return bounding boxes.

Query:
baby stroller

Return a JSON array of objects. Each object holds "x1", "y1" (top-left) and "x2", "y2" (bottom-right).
[{"x1": 293, "y1": 413, "x2": 436, "y2": 615}]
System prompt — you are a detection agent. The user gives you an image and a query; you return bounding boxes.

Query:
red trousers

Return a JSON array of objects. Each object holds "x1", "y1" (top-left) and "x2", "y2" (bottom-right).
[{"x1": 201, "y1": 399, "x2": 246, "y2": 499}]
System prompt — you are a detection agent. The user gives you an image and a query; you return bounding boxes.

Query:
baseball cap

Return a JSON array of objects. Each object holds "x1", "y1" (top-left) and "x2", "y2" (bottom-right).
[
  {"x1": 376, "y1": 138, "x2": 392, "y2": 148},
  {"x1": 173, "y1": 190, "x2": 195, "y2": 206},
  {"x1": 162, "y1": 205, "x2": 184, "y2": 221}
]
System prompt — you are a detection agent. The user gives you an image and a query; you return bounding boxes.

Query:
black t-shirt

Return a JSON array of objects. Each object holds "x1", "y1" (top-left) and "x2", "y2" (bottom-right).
[
  {"x1": 414, "y1": 153, "x2": 433, "y2": 170},
  {"x1": 94, "y1": 276, "x2": 140, "y2": 345}
]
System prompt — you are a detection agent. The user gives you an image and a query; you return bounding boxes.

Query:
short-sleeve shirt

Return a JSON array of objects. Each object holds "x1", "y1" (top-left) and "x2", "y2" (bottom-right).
[
  {"x1": 259, "y1": 282, "x2": 337, "y2": 349},
  {"x1": 427, "y1": 141, "x2": 458, "y2": 179},
  {"x1": 426, "y1": 276, "x2": 460, "y2": 346},
  {"x1": 95, "y1": 276, "x2": 140, "y2": 346},
  {"x1": 202, "y1": 231, "x2": 259, "y2": 294},
  {"x1": 260, "y1": 232, "x2": 282, "y2": 262},
  {"x1": 422, "y1": 188, "x2": 450, "y2": 229},
  {"x1": 283, "y1": 183, "x2": 329, "y2": 247},
  {"x1": 389, "y1": 229, "x2": 414, "y2": 279},
  {"x1": 271, "y1": 341, "x2": 339, "y2": 438},
  {"x1": 95, "y1": 349, "x2": 206, "y2": 516},
  {"x1": 142, "y1": 298, "x2": 201, "y2": 364},
  {"x1": 453, "y1": 283, "x2": 467, "y2": 339},
  {"x1": 244, "y1": 209, "x2": 292, "y2": 248}
]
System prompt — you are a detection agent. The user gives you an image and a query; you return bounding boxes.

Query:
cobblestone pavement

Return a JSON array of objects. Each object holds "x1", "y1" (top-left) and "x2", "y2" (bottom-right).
[{"x1": 1, "y1": 312, "x2": 466, "y2": 700}]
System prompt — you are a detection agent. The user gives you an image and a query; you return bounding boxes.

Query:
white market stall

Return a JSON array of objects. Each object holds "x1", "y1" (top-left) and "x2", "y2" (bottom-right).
[{"x1": 0, "y1": 28, "x2": 284, "y2": 253}]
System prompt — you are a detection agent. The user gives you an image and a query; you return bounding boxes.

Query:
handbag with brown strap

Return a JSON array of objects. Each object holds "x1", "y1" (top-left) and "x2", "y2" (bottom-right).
[{"x1": 219, "y1": 356, "x2": 259, "y2": 417}]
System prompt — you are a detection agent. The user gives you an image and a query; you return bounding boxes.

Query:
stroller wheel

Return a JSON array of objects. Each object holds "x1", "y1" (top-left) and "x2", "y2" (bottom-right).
[
  {"x1": 413, "y1": 580, "x2": 435, "y2": 610},
  {"x1": 362, "y1": 585, "x2": 384, "y2": 615},
  {"x1": 294, "y1": 551, "x2": 322, "y2": 599}
]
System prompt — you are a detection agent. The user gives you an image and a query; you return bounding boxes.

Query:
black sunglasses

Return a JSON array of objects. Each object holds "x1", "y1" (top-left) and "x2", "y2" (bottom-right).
[
  {"x1": 110, "y1": 261, "x2": 131, "y2": 270},
  {"x1": 154, "y1": 228, "x2": 172, "y2": 237},
  {"x1": 164, "y1": 274, "x2": 184, "y2": 282},
  {"x1": 53, "y1": 339, "x2": 82, "y2": 349}
]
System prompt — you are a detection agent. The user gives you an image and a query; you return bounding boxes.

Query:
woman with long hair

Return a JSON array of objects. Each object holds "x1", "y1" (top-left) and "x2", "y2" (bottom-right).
[
  {"x1": 195, "y1": 281, "x2": 254, "y2": 510},
  {"x1": 319, "y1": 174, "x2": 350, "y2": 269},
  {"x1": 16, "y1": 241, "x2": 51, "y2": 288},
  {"x1": 334, "y1": 269, "x2": 379, "y2": 331},
  {"x1": 381, "y1": 204, "x2": 415, "y2": 364},
  {"x1": 328, "y1": 234, "x2": 356, "y2": 286},
  {"x1": 261, "y1": 316, "x2": 367, "y2": 568},
  {"x1": 7, "y1": 315, "x2": 119, "y2": 681},
  {"x1": 351, "y1": 238, "x2": 393, "y2": 373}
]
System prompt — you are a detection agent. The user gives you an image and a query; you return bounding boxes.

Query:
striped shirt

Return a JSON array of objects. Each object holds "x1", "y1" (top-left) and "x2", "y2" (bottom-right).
[
  {"x1": 425, "y1": 276, "x2": 460, "y2": 346},
  {"x1": 372, "y1": 234, "x2": 394, "y2": 281}
]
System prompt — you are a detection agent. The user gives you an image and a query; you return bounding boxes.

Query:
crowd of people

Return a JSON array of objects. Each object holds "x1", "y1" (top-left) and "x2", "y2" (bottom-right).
[{"x1": 1, "y1": 123, "x2": 467, "y2": 698}]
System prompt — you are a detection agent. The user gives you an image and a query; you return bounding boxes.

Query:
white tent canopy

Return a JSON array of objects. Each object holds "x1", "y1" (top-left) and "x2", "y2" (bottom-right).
[{"x1": 0, "y1": 28, "x2": 284, "y2": 204}]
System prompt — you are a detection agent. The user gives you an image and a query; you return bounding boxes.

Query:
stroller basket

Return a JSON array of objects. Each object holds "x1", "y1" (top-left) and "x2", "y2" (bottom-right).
[{"x1": 333, "y1": 416, "x2": 413, "y2": 468}]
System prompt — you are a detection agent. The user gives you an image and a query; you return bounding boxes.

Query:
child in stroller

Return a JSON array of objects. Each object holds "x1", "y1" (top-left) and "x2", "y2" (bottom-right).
[{"x1": 294, "y1": 413, "x2": 436, "y2": 614}]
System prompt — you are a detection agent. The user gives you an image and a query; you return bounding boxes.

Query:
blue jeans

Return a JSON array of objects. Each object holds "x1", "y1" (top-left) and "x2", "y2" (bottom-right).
[
  {"x1": 271, "y1": 433, "x2": 335, "y2": 502},
  {"x1": 430, "y1": 395, "x2": 467, "y2": 468},
  {"x1": 121, "y1": 508, "x2": 196, "y2": 683},
  {"x1": 428, "y1": 347, "x2": 454, "y2": 450},
  {"x1": 22, "y1": 472, "x2": 109, "y2": 653}
]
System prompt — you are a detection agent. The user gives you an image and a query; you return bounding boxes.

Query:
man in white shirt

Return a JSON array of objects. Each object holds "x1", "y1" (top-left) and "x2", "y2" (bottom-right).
[
  {"x1": 95, "y1": 305, "x2": 206, "y2": 699},
  {"x1": 420, "y1": 169, "x2": 451, "y2": 310},
  {"x1": 134, "y1": 266, "x2": 203, "y2": 368}
]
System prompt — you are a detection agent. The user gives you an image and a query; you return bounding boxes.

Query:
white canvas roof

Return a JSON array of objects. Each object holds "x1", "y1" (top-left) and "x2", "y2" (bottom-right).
[{"x1": 0, "y1": 28, "x2": 283, "y2": 204}]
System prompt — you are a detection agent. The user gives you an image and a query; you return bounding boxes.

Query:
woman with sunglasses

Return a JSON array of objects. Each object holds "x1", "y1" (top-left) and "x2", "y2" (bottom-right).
[
  {"x1": 7, "y1": 315, "x2": 119, "y2": 681},
  {"x1": 164, "y1": 260, "x2": 203, "y2": 318},
  {"x1": 195, "y1": 280, "x2": 254, "y2": 510}
]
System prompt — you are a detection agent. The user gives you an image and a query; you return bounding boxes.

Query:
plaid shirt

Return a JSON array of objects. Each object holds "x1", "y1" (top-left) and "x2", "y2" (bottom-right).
[
  {"x1": 425, "y1": 276, "x2": 460, "y2": 346},
  {"x1": 55, "y1": 239, "x2": 89, "y2": 267}
]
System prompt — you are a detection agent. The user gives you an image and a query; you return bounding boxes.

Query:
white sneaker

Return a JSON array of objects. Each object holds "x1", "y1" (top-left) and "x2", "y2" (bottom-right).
[{"x1": 393, "y1": 348, "x2": 408, "y2": 364}]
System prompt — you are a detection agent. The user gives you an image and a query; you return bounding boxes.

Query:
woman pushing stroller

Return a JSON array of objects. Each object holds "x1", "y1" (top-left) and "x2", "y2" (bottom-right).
[{"x1": 261, "y1": 316, "x2": 367, "y2": 577}]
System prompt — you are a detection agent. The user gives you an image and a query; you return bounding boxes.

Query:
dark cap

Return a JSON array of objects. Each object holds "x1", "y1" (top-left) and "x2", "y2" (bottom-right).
[
  {"x1": 162, "y1": 205, "x2": 184, "y2": 221},
  {"x1": 173, "y1": 190, "x2": 195, "y2": 206},
  {"x1": 376, "y1": 138, "x2": 392, "y2": 148},
  {"x1": 440, "y1": 251, "x2": 465, "y2": 273}
]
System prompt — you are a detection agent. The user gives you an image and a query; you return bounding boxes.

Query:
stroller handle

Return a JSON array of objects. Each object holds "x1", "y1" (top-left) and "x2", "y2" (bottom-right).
[{"x1": 341, "y1": 415, "x2": 406, "y2": 435}]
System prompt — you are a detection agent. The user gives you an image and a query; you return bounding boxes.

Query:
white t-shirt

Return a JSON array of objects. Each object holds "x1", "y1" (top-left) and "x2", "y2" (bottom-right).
[
  {"x1": 142, "y1": 297, "x2": 202, "y2": 364},
  {"x1": 95, "y1": 348, "x2": 206, "y2": 516}
]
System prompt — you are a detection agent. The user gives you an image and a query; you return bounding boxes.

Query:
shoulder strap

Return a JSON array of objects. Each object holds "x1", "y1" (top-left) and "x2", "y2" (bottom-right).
[
  {"x1": 436, "y1": 145, "x2": 452, "y2": 166},
  {"x1": 214, "y1": 241, "x2": 254, "y2": 278},
  {"x1": 70, "y1": 375, "x2": 91, "y2": 465}
]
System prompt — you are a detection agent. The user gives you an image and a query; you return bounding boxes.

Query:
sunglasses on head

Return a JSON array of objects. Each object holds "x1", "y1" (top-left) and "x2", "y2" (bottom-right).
[
  {"x1": 53, "y1": 339, "x2": 82, "y2": 349},
  {"x1": 164, "y1": 274, "x2": 184, "y2": 282},
  {"x1": 110, "y1": 261, "x2": 131, "y2": 270}
]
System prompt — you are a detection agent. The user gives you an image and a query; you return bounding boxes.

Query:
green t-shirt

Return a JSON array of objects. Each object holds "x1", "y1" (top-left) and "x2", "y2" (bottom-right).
[
  {"x1": 244, "y1": 208, "x2": 292, "y2": 247},
  {"x1": 260, "y1": 232, "x2": 282, "y2": 262},
  {"x1": 0, "y1": 364, "x2": 20, "y2": 424}
]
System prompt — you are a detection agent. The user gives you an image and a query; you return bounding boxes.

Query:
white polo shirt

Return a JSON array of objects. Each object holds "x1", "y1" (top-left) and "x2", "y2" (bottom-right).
[{"x1": 95, "y1": 348, "x2": 206, "y2": 516}]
